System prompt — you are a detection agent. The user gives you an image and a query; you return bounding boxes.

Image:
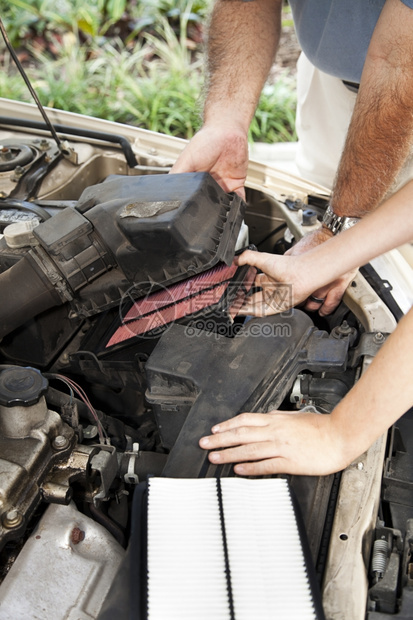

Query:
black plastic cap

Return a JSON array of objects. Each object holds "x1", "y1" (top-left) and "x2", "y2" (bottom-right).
[
  {"x1": 302, "y1": 209, "x2": 318, "y2": 227},
  {"x1": 0, "y1": 366, "x2": 48, "y2": 407}
]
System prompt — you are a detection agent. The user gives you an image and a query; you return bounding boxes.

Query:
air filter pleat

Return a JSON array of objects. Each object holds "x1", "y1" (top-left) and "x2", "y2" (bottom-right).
[
  {"x1": 147, "y1": 478, "x2": 231, "y2": 620},
  {"x1": 106, "y1": 282, "x2": 229, "y2": 345},
  {"x1": 228, "y1": 266, "x2": 257, "y2": 319},
  {"x1": 221, "y1": 478, "x2": 318, "y2": 620},
  {"x1": 146, "y1": 478, "x2": 322, "y2": 620},
  {"x1": 125, "y1": 262, "x2": 238, "y2": 320}
]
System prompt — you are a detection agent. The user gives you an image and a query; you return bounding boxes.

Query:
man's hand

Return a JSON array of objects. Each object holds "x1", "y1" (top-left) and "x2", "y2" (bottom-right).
[
  {"x1": 234, "y1": 244, "x2": 355, "y2": 317},
  {"x1": 199, "y1": 411, "x2": 349, "y2": 476},
  {"x1": 235, "y1": 249, "x2": 310, "y2": 315},
  {"x1": 170, "y1": 121, "x2": 249, "y2": 199},
  {"x1": 286, "y1": 228, "x2": 357, "y2": 315},
  {"x1": 170, "y1": 0, "x2": 282, "y2": 199},
  {"x1": 199, "y1": 308, "x2": 413, "y2": 478}
]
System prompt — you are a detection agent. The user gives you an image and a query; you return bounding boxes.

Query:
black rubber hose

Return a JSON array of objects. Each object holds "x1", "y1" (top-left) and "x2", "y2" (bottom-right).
[
  {"x1": 89, "y1": 503, "x2": 126, "y2": 548},
  {"x1": 0, "y1": 255, "x2": 62, "y2": 339},
  {"x1": 0, "y1": 198, "x2": 52, "y2": 221},
  {"x1": 0, "y1": 117, "x2": 138, "y2": 168}
]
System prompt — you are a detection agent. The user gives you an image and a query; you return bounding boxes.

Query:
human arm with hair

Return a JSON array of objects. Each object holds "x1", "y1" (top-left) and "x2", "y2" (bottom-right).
[
  {"x1": 234, "y1": 179, "x2": 413, "y2": 315},
  {"x1": 288, "y1": 0, "x2": 413, "y2": 314},
  {"x1": 170, "y1": 0, "x2": 282, "y2": 197}
]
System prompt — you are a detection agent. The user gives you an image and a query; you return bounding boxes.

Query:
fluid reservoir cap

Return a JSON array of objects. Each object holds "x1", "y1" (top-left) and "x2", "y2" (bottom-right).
[
  {"x1": 0, "y1": 366, "x2": 48, "y2": 407},
  {"x1": 4, "y1": 219, "x2": 40, "y2": 249}
]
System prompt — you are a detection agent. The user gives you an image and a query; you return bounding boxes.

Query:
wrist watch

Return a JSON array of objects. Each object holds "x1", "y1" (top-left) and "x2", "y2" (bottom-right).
[{"x1": 322, "y1": 204, "x2": 360, "y2": 235}]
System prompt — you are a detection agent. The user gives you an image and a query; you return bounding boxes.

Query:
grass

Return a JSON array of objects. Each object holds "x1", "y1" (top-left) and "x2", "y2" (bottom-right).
[{"x1": 0, "y1": 0, "x2": 297, "y2": 143}]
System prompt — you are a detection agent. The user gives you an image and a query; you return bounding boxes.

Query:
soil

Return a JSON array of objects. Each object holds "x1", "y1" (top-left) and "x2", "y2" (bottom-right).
[
  {"x1": 271, "y1": 8, "x2": 301, "y2": 80},
  {"x1": 276, "y1": 25, "x2": 301, "y2": 75}
]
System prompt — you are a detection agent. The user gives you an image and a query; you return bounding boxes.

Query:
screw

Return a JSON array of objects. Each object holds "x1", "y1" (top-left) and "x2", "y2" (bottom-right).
[
  {"x1": 374, "y1": 332, "x2": 385, "y2": 343},
  {"x1": 52, "y1": 435, "x2": 69, "y2": 450},
  {"x1": 339, "y1": 320, "x2": 353, "y2": 335},
  {"x1": 71, "y1": 527, "x2": 85, "y2": 545},
  {"x1": 59, "y1": 352, "x2": 69, "y2": 364},
  {"x1": 0, "y1": 147, "x2": 13, "y2": 161},
  {"x1": 13, "y1": 165, "x2": 24, "y2": 179},
  {"x1": 3, "y1": 509, "x2": 23, "y2": 529},
  {"x1": 357, "y1": 462, "x2": 364, "y2": 471},
  {"x1": 39, "y1": 139, "x2": 50, "y2": 151}
]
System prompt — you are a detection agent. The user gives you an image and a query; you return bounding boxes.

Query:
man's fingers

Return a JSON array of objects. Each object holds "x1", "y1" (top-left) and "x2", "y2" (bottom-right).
[
  {"x1": 235, "y1": 249, "x2": 261, "y2": 268},
  {"x1": 304, "y1": 283, "x2": 331, "y2": 312},
  {"x1": 169, "y1": 158, "x2": 190, "y2": 175},
  {"x1": 304, "y1": 270, "x2": 357, "y2": 315},
  {"x1": 233, "y1": 456, "x2": 338, "y2": 477},
  {"x1": 197, "y1": 410, "x2": 347, "y2": 476},
  {"x1": 206, "y1": 440, "x2": 280, "y2": 465},
  {"x1": 228, "y1": 182, "x2": 245, "y2": 200},
  {"x1": 199, "y1": 413, "x2": 269, "y2": 448},
  {"x1": 201, "y1": 425, "x2": 270, "y2": 450},
  {"x1": 234, "y1": 458, "x2": 290, "y2": 477},
  {"x1": 236, "y1": 250, "x2": 276, "y2": 272},
  {"x1": 319, "y1": 287, "x2": 346, "y2": 316},
  {"x1": 236, "y1": 291, "x2": 275, "y2": 316}
]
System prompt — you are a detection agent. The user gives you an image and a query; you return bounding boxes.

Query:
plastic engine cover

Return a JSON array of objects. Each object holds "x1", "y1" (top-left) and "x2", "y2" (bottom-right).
[{"x1": 80, "y1": 172, "x2": 246, "y2": 285}]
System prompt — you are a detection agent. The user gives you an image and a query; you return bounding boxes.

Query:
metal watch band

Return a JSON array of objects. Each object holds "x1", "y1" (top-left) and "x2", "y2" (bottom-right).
[{"x1": 322, "y1": 204, "x2": 360, "y2": 235}]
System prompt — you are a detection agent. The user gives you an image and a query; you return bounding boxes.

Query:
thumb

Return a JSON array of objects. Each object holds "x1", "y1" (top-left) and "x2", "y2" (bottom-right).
[{"x1": 236, "y1": 249, "x2": 276, "y2": 273}]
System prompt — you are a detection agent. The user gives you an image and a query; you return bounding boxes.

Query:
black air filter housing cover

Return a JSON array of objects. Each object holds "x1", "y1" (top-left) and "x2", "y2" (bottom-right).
[{"x1": 80, "y1": 172, "x2": 245, "y2": 285}]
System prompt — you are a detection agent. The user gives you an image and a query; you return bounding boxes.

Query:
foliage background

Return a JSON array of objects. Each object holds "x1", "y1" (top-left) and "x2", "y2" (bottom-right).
[{"x1": 0, "y1": 0, "x2": 298, "y2": 142}]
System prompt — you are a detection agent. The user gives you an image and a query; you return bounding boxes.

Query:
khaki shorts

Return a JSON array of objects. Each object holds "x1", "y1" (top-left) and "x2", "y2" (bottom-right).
[{"x1": 295, "y1": 52, "x2": 413, "y2": 195}]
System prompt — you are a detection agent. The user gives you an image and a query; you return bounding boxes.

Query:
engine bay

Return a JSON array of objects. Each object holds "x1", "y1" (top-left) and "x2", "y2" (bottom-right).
[{"x1": 0, "y1": 102, "x2": 412, "y2": 620}]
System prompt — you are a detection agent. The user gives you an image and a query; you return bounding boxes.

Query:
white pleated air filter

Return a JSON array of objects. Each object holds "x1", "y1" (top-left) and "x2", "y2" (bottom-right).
[{"x1": 146, "y1": 477, "x2": 325, "y2": 620}]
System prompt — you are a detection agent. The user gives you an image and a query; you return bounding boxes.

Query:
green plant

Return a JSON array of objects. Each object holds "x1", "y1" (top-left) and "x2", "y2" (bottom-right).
[
  {"x1": 132, "y1": 0, "x2": 210, "y2": 27},
  {"x1": 0, "y1": 16, "x2": 204, "y2": 134},
  {"x1": 100, "y1": 0, "x2": 128, "y2": 25},
  {"x1": 250, "y1": 79, "x2": 297, "y2": 143},
  {"x1": 0, "y1": 0, "x2": 297, "y2": 143},
  {"x1": 142, "y1": 11, "x2": 202, "y2": 72},
  {"x1": 0, "y1": 0, "x2": 127, "y2": 42}
]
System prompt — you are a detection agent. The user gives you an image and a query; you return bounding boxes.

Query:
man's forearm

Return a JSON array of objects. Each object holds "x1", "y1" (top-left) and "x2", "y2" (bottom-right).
[
  {"x1": 332, "y1": 305, "x2": 413, "y2": 464},
  {"x1": 331, "y1": 0, "x2": 413, "y2": 218},
  {"x1": 300, "y1": 179, "x2": 413, "y2": 287},
  {"x1": 204, "y1": 0, "x2": 282, "y2": 131}
]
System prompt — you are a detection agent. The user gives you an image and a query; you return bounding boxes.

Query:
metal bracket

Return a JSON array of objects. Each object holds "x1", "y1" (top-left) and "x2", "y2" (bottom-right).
[{"x1": 348, "y1": 332, "x2": 389, "y2": 367}]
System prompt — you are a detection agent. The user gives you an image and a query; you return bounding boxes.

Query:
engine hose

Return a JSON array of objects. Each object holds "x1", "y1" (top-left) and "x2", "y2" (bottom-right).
[
  {"x1": 0, "y1": 198, "x2": 52, "y2": 221},
  {"x1": 0, "y1": 117, "x2": 138, "y2": 168},
  {"x1": 89, "y1": 503, "x2": 126, "y2": 548},
  {"x1": 0, "y1": 254, "x2": 62, "y2": 339}
]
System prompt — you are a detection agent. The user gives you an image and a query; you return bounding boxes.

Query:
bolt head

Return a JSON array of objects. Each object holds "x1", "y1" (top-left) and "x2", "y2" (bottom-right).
[
  {"x1": 52, "y1": 435, "x2": 69, "y2": 450},
  {"x1": 71, "y1": 527, "x2": 85, "y2": 544},
  {"x1": 3, "y1": 509, "x2": 23, "y2": 528}
]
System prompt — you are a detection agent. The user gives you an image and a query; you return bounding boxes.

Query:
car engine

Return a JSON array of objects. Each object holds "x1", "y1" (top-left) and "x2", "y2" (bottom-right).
[{"x1": 0, "y1": 102, "x2": 412, "y2": 620}]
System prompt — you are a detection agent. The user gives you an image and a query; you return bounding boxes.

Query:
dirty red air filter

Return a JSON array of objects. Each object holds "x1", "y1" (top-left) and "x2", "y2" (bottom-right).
[{"x1": 106, "y1": 260, "x2": 257, "y2": 347}]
